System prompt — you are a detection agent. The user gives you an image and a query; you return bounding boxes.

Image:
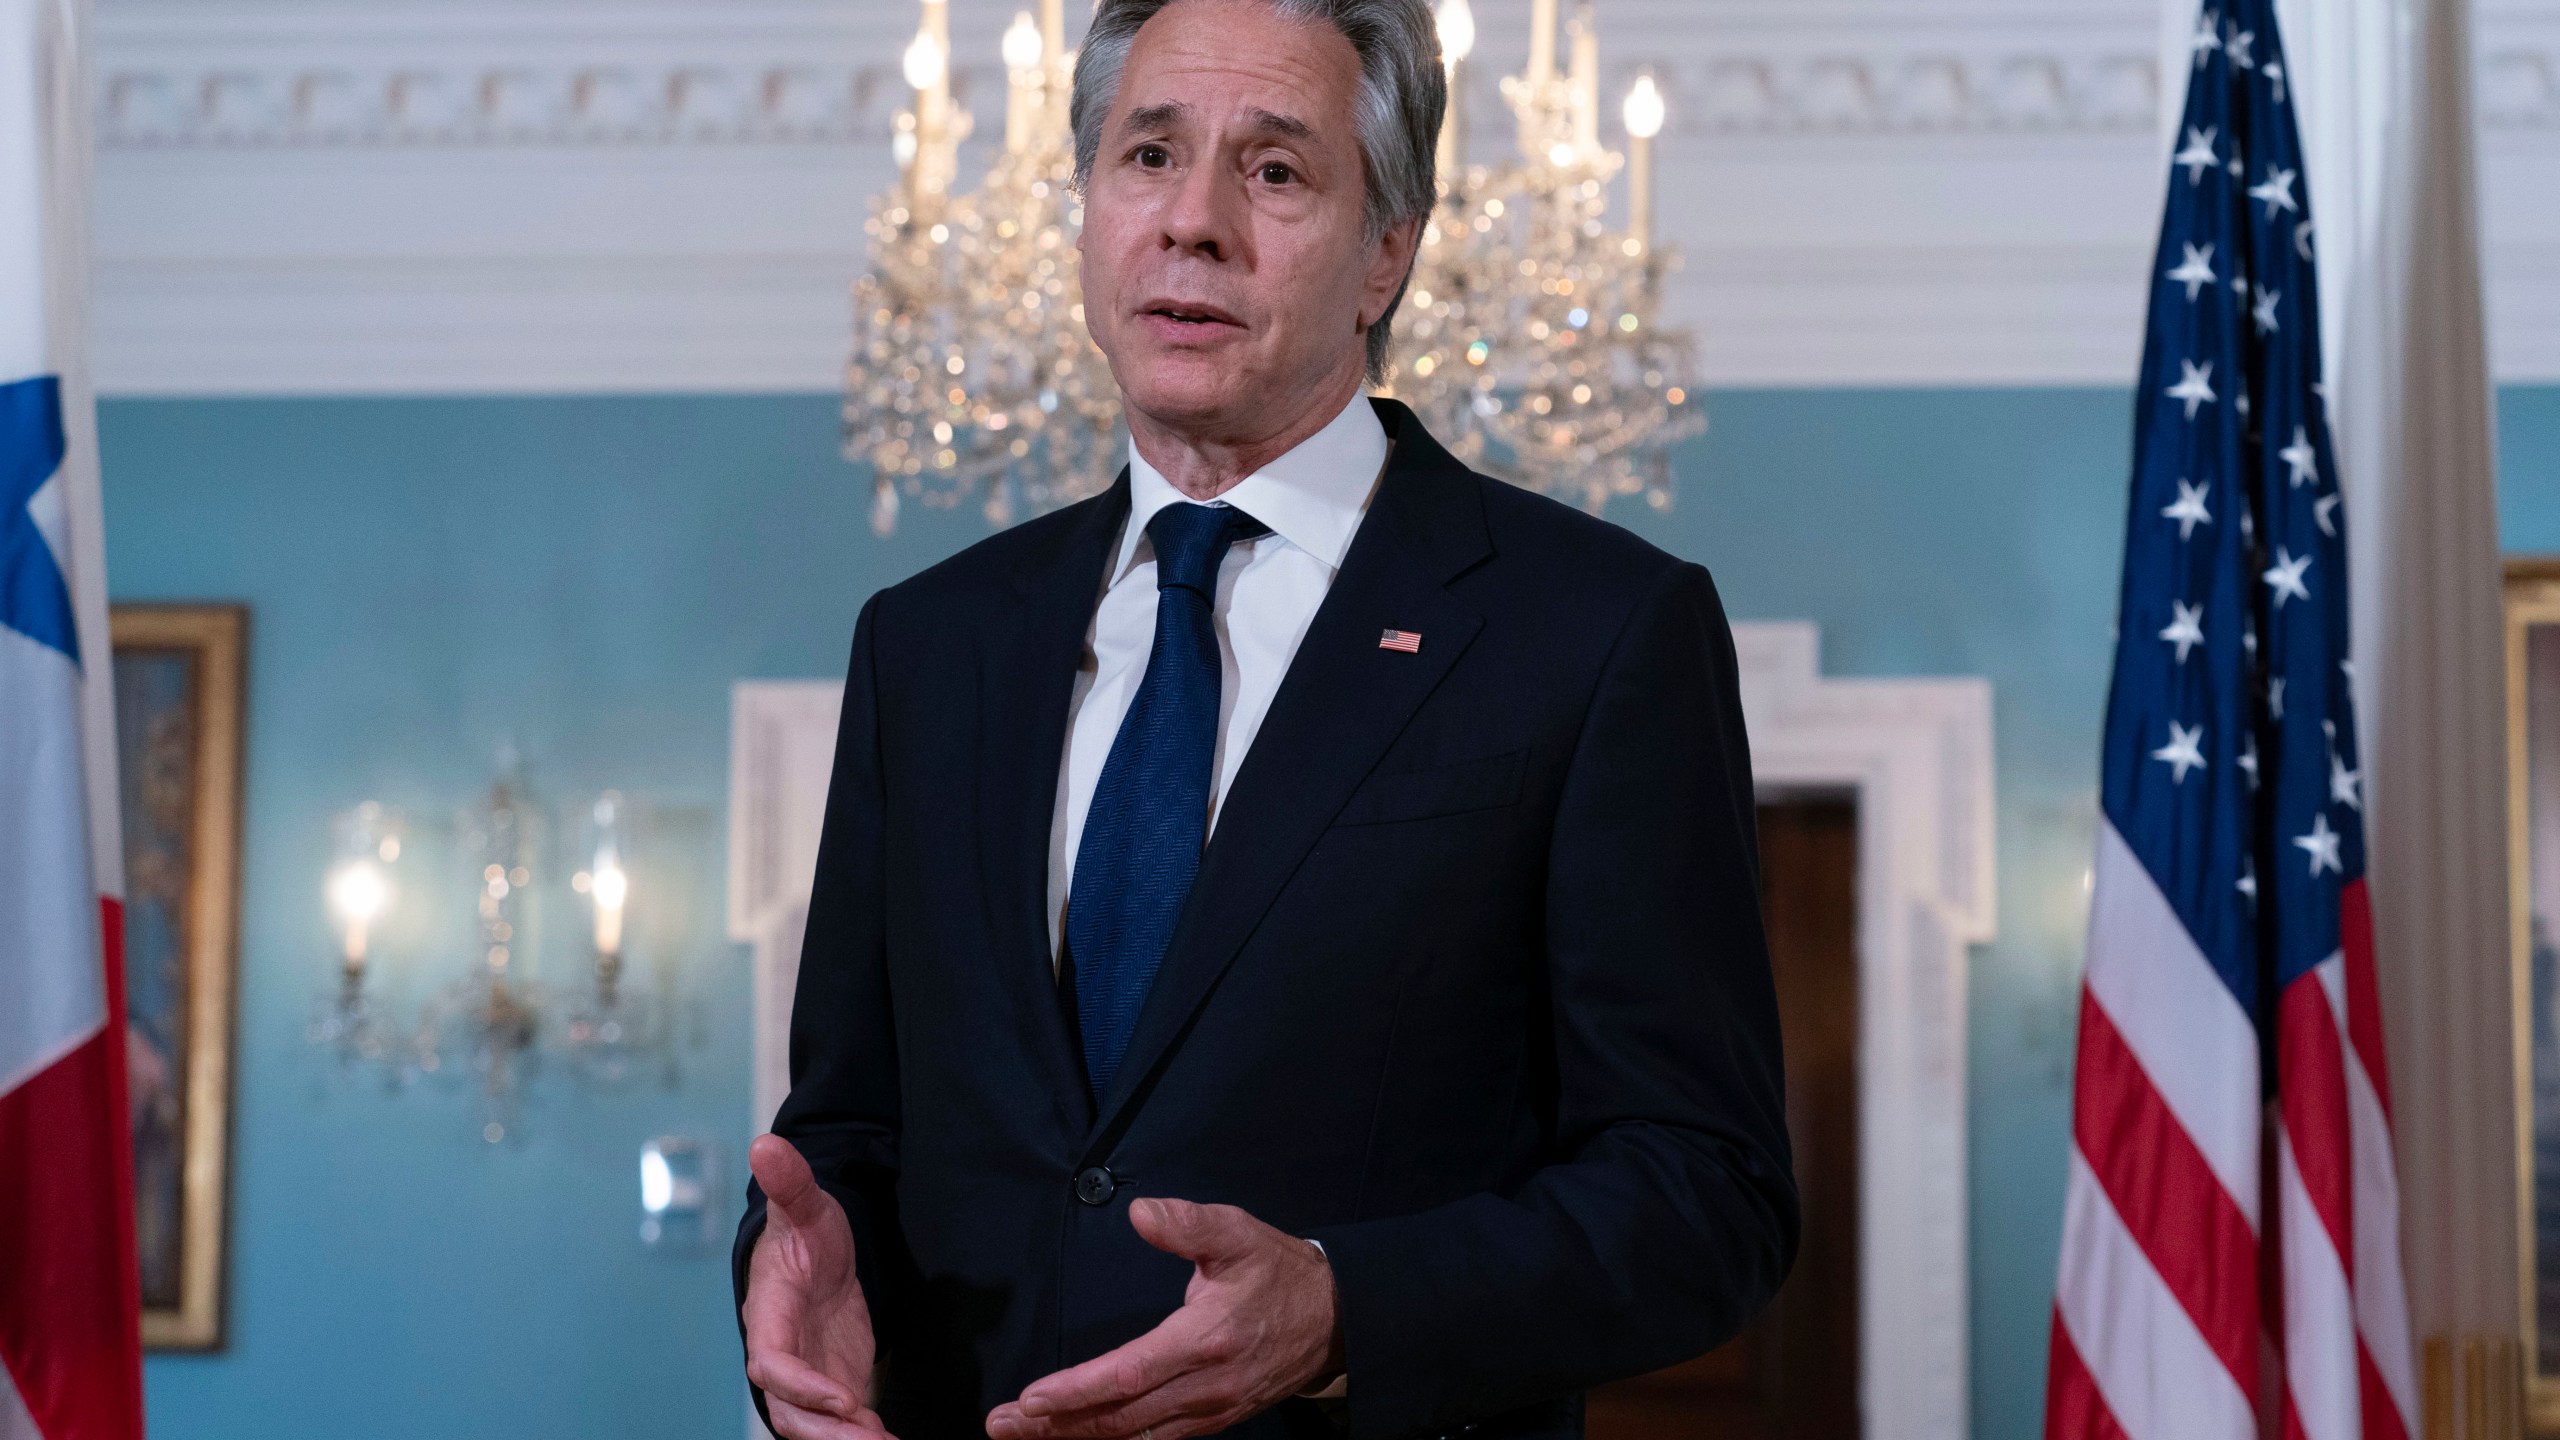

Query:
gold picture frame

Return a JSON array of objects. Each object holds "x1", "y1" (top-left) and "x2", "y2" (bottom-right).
[{"x1": 110, "y1": 603, "x2": 245, "y2": 1352}]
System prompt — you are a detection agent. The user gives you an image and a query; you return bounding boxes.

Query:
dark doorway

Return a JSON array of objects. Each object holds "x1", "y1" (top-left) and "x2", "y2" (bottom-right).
[{"x1": 1584, "y1": 797, "x2": 1862, "y2": 1440}]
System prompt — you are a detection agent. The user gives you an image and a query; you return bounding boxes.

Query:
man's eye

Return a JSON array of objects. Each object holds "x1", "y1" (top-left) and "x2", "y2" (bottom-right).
[
  {"x1": 1260, "y1": 162, "x2": 1295, "y2": 185},
  {"x1": 1136, "y1": 144, "x2": 1170, "y2": 168}
]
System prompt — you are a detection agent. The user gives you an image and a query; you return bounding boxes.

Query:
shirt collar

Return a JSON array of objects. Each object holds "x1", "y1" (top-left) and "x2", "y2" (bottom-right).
[{"x1": 1113, "y1": 391, "x2": 1388, "y2": 585}]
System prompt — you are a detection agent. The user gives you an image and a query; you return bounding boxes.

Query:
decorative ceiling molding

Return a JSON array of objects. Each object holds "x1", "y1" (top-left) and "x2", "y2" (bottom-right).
[
  {"x1": 78, "y1": 0, "x2": 2560, "y2": 393},
  {"x1": 100, "y1": 64, "x2": 893, "y2": 150},
  {"x1": 94, "y1": 51, "x2": 2181, "y2": 151},
  {"x1": 92, "y1": 53, "x2": 2168, "y2": 151},
  {"x1": 1657, "y1": 52, "x2": 2157, "y2": 136},
  {"x1": 90, "y1": 0, "x2": 2173, "y2": 148}
]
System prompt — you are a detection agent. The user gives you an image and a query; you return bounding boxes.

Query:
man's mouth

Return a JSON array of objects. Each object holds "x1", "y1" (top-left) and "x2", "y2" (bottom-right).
[{"x1": 1143, "y1": 303, "x2": 1242, "y2": 328}]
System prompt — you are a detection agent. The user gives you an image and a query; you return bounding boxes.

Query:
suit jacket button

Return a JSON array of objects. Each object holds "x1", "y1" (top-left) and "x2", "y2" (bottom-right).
[{"x1": 1072, "y1": 1166, "x2": 1118, "y2": 1206}]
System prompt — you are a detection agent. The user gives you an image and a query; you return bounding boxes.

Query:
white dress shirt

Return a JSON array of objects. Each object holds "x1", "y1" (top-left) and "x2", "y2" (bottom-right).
[{"x1": 1045, "y1": 391, "x2": 1389, "y2": 961}]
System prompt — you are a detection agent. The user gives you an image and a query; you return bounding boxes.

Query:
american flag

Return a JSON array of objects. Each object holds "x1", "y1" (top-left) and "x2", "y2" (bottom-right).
[
  {"x1": 1378, "y1": 628, "x2": 1423, "y2": 653},
  {"x1": 2045, "y1": 3, "x2": 2418, "y2": 1438}
]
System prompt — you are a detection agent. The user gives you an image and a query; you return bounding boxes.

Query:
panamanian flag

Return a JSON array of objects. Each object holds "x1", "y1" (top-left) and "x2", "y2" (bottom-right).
[{"x1": 0, "y1": 0, "x2": 144, "y2": 1436}]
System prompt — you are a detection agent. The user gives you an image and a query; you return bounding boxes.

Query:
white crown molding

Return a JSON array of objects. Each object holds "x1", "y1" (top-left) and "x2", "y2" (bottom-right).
[
  {"x1": 88, "y1": 0, "x2": 2166, "y2": 147},
  {"x1": 77, "y1": 0, "x2": 2560, "y2": 393}
]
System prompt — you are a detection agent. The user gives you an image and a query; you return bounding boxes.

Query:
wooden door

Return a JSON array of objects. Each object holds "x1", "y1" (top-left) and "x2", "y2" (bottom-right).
[{"x1": 1584, "y1": 798, "x2": 1862, "y2": 1440}]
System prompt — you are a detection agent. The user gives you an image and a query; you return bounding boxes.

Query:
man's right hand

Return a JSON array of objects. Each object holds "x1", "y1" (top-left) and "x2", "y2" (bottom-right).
[{"x1": 744, "y1": 1134, "x2": 896, "y2": 1440}]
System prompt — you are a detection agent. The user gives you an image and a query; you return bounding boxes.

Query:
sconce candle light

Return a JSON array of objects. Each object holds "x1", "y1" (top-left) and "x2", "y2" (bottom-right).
[
  {"x1": 565, "y1": 791, "x2": 665, "y2": 1086},
  {"x1": 327, "y1": 813, "x2": 392, "y2": 975}
]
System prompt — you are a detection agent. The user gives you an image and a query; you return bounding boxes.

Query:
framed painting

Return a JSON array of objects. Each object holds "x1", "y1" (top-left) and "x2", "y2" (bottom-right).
[{"x1": 110, "y1": 603, "x2": 245, "y2": 1351}]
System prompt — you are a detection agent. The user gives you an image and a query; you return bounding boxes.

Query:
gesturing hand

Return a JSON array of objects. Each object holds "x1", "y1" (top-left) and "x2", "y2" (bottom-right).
[
  {"x1": 743, "y1": 1134, "x2": 898, "y2": 1440},
  {"x1": 984, "y1": 1198, "x2": 1343, "y2": 1440}
]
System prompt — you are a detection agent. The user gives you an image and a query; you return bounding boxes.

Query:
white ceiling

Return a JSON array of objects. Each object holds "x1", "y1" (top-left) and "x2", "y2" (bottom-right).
[{"x1": 82, "y1": 0, "x2": 2560, "y2": 394}]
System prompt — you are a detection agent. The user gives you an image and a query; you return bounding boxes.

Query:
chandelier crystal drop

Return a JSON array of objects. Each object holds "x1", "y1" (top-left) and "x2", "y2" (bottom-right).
[
  {"x1": 848, "y1": 0, "x2": 1122, "y2": 533},
  {"x1": 843, "y1": 0, "x2": 1699, "y2": 529},
  {"x1": 1391, "y1": 0, "x2": 1701, "y2": 513}
]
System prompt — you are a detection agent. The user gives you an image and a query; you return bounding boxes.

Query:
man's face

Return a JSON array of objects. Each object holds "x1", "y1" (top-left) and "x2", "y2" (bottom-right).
[{"x1": 1078, "y1": 0, "x2": 1416, "y2": 441}]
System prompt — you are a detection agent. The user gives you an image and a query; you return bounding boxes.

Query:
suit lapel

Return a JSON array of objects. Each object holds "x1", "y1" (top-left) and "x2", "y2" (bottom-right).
[
  {"x1": 981, "y1": 472, "x2": 1129, "y2": 1127},
  {"x1": 1087, "y1": 402, "x2": 1493, "y2": 1142}
]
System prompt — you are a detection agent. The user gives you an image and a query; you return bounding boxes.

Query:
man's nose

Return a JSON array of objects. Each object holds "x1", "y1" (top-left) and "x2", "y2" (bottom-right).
[{"x1": 1160, "y1": 159, "x2": 1244, "y2": 261}]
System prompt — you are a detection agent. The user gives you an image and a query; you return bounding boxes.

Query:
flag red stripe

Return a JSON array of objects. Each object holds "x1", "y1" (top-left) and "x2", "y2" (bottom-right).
[
  {"x1": 2072, "y1": 990, "x2": 2261, "y2": 1390},
  {"x1": 2282, "y1": 1391, "x2": 2313, "y2": 1440},
  {"x1": 2045, "y1": 1310, "x2": 2135, "y2": 1440},
  {"x1": 2338, "y1": 880, "x2": 2393, "y2": 1128},
  {"x1": 2277, "y1": 971, "x2": 2356, "y2": 1278},
  {"x1": 2359, "y1": 1340, "x2": 2410, "y2": 1440},
  {"x1": 0, "y1": 897, "x2": 142, "y2": 1440}
]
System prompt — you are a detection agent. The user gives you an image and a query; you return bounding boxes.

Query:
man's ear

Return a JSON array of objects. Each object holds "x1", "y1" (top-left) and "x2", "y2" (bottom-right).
[{"x1": 1361, "y1": 216, "x2": 1426, "y2": 329}]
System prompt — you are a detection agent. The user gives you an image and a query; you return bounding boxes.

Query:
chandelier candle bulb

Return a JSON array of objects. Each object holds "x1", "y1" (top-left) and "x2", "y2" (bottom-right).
[
  {"x1": 1437, "y1": 55, "x2": 1462, "y2": 182},
  {"x1": 1039, "y1": 0, "x2": 1071, "y2": 148},
  {"x1": 1623, "y1": 73, "x2": 1663, "y2": 248},
  {"x1": 1003, "y1": 10, "x2": 1042, "y2": 153},
  {"x1": 1528, "y1": 0, "x2": 1557, "y2": 87},
  {"x1": 903, "y1": 0, "x2": 956, "y2": 202},
  {"x1": 1435, "y1": 0, "x2": 1474, "y2": 185},
  {"x1": 1568, "y1": 2, "x2": 1599, "y2": 153},
  {"x1": 922, "y1": 0, "x2": 951, "y2": 107}
]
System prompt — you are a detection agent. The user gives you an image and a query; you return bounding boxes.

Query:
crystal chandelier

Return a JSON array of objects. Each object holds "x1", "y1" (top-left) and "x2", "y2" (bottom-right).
[
  {"x1": 1390, "y1": 0, "x2": 1700, "y2": 513},
  {"x1": 843, "y1": 0, "x2": 1697, "y2": 527},
  {"x1": 846, "y1": 0, "x2": 1123, "y2": 534},
  {"x1": 310, "y1": 763, "x2": 681, "y2": 1143}
]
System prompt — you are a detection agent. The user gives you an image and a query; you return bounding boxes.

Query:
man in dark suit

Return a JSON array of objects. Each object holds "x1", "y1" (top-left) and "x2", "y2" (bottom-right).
[{"x1": 734, "y1": 1, "x2": 1797, "y2": 1437}]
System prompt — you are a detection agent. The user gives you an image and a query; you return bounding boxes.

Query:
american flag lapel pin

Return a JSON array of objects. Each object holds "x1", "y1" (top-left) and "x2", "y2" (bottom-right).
[{"x1": 1378, "y1": 628, "x2": 1423, "y2": 654}]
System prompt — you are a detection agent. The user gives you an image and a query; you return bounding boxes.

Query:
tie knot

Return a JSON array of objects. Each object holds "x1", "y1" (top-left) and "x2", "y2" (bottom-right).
[{"x1": 1145, "y1": 502, "x2": 1268, "y2": 598}]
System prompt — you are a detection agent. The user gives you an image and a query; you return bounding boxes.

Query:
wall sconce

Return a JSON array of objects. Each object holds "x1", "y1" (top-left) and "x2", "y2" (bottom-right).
[{"x1": 311, "y1": 760, "x2": 690, "y2": 1143}]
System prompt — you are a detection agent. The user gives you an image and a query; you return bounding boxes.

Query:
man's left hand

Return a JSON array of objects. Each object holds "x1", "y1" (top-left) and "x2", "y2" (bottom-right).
[{"x1": 984, "y1": 1198, "x2": 1343, "y2": 1440}]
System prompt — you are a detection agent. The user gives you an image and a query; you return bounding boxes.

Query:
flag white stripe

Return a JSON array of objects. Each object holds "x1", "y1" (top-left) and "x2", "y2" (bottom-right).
[
  {"x1": 2309, "y1": 952, "x2": 2421, "y2": 1432},
  {"x1": 0, "y1": 1359, "x2": 41, "y2": 1440},
  {"x1": 0, "y1": 624, "x2": 104, "y2": 1097},
  {"x1": 2344, "y1": 1018, "x2": 2418, "y2": 1429},
  {"x1": 2279, "y1": 1126, "x2": 2363, "y2": 1440},
  {"x1": 2085, "y1": 822, "x2": 2264, "y2": 1226},
  {"x1": 2056, "y1": 1150, "x2": 2258, "y2": 1440}
]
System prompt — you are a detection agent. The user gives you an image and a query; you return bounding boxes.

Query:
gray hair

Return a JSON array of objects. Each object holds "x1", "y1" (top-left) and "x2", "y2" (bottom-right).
[{"x1": 1070, "y1": 0, "x2": 1445, "y2": 384}]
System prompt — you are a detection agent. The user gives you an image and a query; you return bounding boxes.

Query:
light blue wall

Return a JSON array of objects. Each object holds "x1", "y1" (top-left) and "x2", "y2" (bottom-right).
[
  {"x1": 105, "y1": 396, "x2": 982, "y2": 1439},
  {"x1": 118, "y1": 382, "x2": 2505, "y2": 1438},
  {"x1": 2502, "y1": 387, "x2": 2560, "y2": 553}
]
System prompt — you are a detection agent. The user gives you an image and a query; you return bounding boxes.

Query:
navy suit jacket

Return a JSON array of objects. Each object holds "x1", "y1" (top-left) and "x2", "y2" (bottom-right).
[{"x1": 735, "y1": 399, "x2": 1797, "y2": 1440}]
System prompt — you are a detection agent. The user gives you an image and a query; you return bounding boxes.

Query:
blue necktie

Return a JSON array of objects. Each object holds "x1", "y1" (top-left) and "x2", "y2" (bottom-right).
[{"x1": 1064, "y1": 501, "x2": 1268, "y2": 1102}]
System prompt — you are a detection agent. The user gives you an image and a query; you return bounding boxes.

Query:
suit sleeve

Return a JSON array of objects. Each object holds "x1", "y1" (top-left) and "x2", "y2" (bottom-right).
[
  {"x1": 732, "y1": 591, "x2": 919, "y2": 1421},
  {"x1": 1305, "y1": 561, "x2": 1800, "y2": 1440}
]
